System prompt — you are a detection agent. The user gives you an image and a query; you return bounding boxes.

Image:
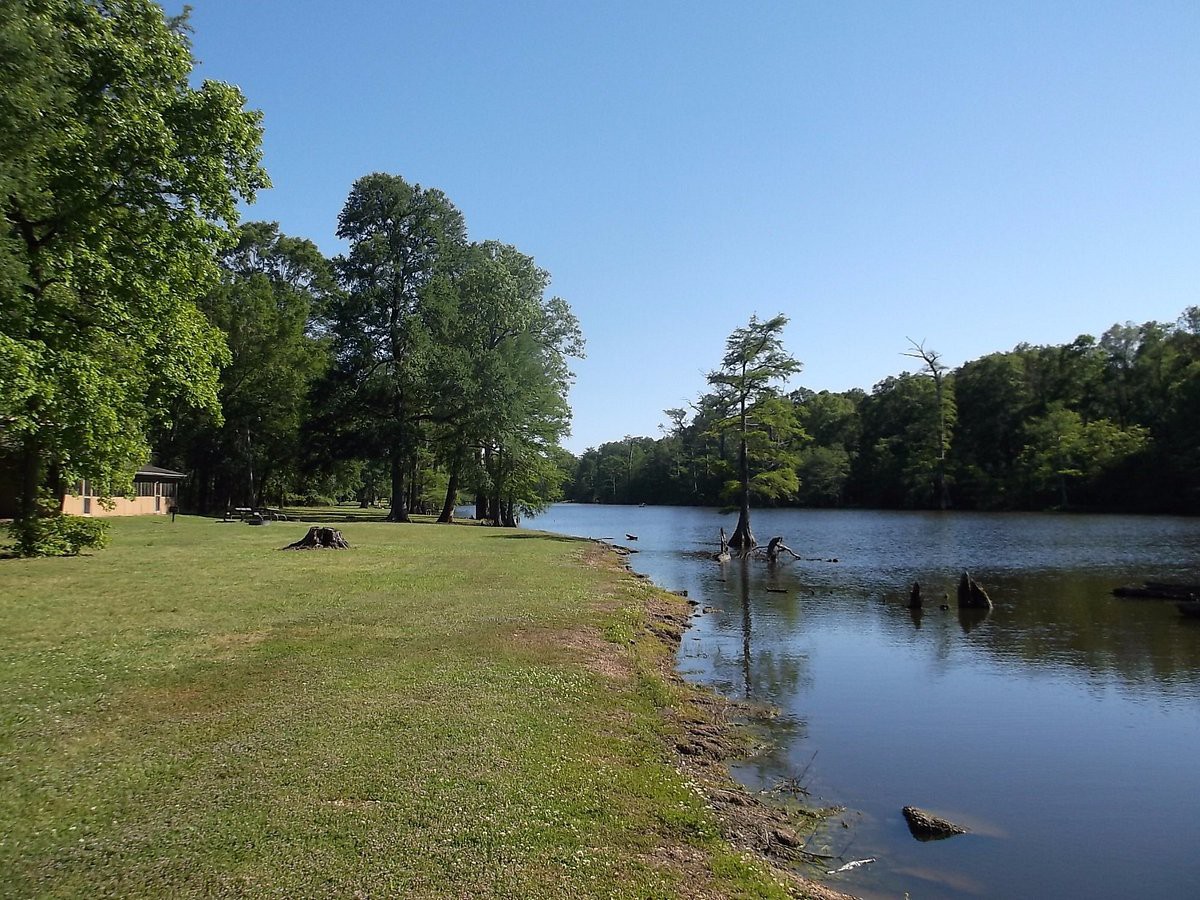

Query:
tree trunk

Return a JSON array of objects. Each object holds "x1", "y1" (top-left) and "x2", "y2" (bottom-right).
[
  {"x1": 437, "y1": 466, "x2": 459, "y2": 523},
  {"x1": 476, "y1": 446, "x2": 491, "y2": 520},
  {"x1": 387, "y1": 448, "x2": 410, "y2": 522},
  {"x1": 18, "y1": 435, "x2": 41, "y2": 523},
  {"x1": 729, "y1": 398, "x2": 756, "y2": 549},
  {"x1": 490, "y1": 446, "x2": 503, "y2": 527},
  {"x1": 933, "y1": 372, "x2": 950, "y2": 510}
]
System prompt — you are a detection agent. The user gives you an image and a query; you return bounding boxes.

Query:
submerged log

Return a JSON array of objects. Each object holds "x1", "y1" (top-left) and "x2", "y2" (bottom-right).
[
  {"x1": 1114, "y1": 582, "x2": 1200, "y2": 600},
  {"x1": 766, "y1": 536, "x2": 801, "y2": 562},
  {"x1": 957, "y1": 571, "x2": 992, "y2": 609},
  {"x1": 282, "y1": 526, "x2": 351, "y2": 550}
]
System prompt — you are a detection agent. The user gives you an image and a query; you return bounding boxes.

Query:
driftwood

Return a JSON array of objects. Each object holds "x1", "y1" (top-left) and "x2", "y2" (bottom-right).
[
  {"x1": 826, "y1": 858, "x2": 876, "y2": 875},
  {"x1": 714, "y1": 530, "x2": 802, "y2": 563},
  {"x1": 282, "y1": 526, "x2": 351, "y2": 550},
  {"x1": 765, "y1": 536, "x2": 801, "y2": 562},
  {"x1": 957, "y1": 571, "x2": 992, "y2": 609}
]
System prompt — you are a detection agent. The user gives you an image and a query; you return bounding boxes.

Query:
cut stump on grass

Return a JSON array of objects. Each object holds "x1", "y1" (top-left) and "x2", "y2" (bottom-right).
[{"x1": 281, "y1": 526, "x2": 351, "y2": 550}]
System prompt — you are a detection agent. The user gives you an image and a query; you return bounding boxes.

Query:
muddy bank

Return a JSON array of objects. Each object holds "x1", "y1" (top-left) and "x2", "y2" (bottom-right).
[{"x1": 598, "y1": 540, "x2": 856, "y2": 900}]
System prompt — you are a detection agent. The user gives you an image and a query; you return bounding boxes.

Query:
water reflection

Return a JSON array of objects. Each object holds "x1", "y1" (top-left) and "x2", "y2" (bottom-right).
[
  {"x1": 527, "y1": 505, "x2": 1200, "y2": 899},
  {"x1": 957, "y1": 607, "x2": 989, "y2": 634}
]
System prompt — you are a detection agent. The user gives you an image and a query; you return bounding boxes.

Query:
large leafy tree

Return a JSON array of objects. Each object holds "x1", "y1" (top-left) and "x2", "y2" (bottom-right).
[
  {"x1": 0, "y1": 0, "x2": 266, "y2": 549},
  {"x1": 952, "y1": 352, "x2": 1031, "y2": 508},
  {"x1": 1017, "y1": 405, "x2": 1148, "y2": 508},
  {"x1": 792, "y1": 388, "x2": 860, "y2": 506},
  {"x1": 705, "y1": 314, "x2": 802, "y2": 549},
  {"x1": 156, "y1": 223, "x2": 334, "y2": 512},
  {"x1": 430, "y1": 241, "x2": 581, "y2": 524},
  {"x1": 326, "y1": 174, "x2": 467, "y2": 522}
]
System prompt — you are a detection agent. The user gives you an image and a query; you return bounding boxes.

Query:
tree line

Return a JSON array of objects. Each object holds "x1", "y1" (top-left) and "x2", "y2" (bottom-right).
[
  {"x1": 566, "y1": 310, "x2": 1200, "y2": 514},
  {"x1": 153, "y1": 180, "x2": 582, "y2": 526},
  {"x1": 1, "y1": 1, "x2": 580, "y2": 555}
]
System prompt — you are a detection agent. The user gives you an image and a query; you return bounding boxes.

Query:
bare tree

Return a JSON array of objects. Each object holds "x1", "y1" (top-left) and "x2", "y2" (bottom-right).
[{"x1": 904, "y1": 338, "x2": 952, "y2": 510}]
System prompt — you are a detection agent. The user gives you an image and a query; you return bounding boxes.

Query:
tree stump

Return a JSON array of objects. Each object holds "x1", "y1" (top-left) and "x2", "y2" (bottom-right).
[
  {"x1": 281, "y1": 526, "x2": 351, "y2": 550},
  {"x1": 714, "y1": 527, "x2": 731, "y2": 563},
  {"x1": 907, "y1": 581, "x2": 922, "y2": 610},
  {"x1": 957, "y1": 571, "x2": 993, "y2": 609}
]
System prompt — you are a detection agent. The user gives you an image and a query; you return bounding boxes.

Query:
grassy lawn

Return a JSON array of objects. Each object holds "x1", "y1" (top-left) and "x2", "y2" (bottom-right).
[{"x1": 0, "y1": 516, "x2": 802, "y2": 898}]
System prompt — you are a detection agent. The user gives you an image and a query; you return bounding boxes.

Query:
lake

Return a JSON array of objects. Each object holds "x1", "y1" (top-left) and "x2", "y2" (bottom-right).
[{"x1": 524, "y1": 504, "x2": 1200, "y2": 899}]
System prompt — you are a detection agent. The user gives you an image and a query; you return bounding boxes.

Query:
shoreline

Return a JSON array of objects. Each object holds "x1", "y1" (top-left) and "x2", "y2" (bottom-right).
[
  {"x1": 593, "y1": 538, "x2": 856, "y2": 900},
  {"x1": 1, "y1": 516, "x2": 857, "y2": 897}
]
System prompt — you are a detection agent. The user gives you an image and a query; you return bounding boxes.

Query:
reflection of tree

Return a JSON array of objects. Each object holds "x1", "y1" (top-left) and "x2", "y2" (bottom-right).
[
  {"x1": 700, "y1": 559, "x2": 814, "y2": 702},
  {"x1": 739, "y1": 559, "x2": 752, "y2": 698}
]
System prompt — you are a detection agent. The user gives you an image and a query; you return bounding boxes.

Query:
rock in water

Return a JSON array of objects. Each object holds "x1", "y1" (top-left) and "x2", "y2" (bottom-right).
[{"x1": 902, "y1": 806, "x2": 968, "y2": 841}]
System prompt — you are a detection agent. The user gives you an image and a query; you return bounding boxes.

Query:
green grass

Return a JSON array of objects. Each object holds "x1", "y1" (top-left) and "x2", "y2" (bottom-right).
[{"x1": 0, "y1": 516, "x2": 795, "y2": 898}]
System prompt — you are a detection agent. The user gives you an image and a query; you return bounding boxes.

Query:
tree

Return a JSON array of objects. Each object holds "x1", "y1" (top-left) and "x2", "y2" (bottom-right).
[
  {"x1": 952, "y1": 352, "x2": 1030, "y2": 508},
  {"x1": 427, "y1": 241, "x2": 582, "y2": 524},
  {"x1": 156, "y1": 223, "x2": 333, "y2": 512},
  {"x1": 706, "y1": 314, "x2": 802, "y2": 548},
  {"x1": 1, "y1": 0, "x2": 266, "y2": 552},
  {"x1": 792, "y1": 389, "x2": 860, "y2": 506},
  {"x1": 1018, "y1": 405, "x2": 1148, "y2": 508},
  {"x1": 326, "y1": 174, "x2": 467, "y2": 522},
  {"x1": 903, "y1": 339, "x2": 954, "y2": 509}
]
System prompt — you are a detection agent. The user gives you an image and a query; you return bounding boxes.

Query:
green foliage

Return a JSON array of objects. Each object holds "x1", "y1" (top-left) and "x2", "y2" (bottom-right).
[
  {"x1": 6, "y1": 511, "x2": 109, "y2": 557},
  {"x1": 1018, "y1": 405, "x2": 1149, "y2": 507},
  {"x1": 321, "y1": 173, "x2": 469, "y2": 521},
  {"x1": 156, "y1": 222, "x2": 333, "y2": 512},
  {"x1": 2, "y1": 0, "x2": 266, "y2": 549},
  {"x1": 704, "y1": 314, "x2": 802, "y2": 544},
  {"x1": 567, "y1": 306, "x2": 1200, "y2": 514}
]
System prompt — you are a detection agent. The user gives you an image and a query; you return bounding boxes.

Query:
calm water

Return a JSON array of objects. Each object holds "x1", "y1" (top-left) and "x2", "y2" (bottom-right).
[{"x1": 525, "y1": 505, "x2": 1200, "y2": 899}]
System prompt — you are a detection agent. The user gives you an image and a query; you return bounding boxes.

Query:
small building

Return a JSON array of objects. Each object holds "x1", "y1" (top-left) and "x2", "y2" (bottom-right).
[{"x1": 61, "y1": 465, "x2": 186, "y2": 517}]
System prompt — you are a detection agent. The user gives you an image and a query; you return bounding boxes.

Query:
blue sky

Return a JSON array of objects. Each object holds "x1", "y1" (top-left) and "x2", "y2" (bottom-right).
[{"x1": 188, "y1": 1, "x2": 1200, "y2": 453}]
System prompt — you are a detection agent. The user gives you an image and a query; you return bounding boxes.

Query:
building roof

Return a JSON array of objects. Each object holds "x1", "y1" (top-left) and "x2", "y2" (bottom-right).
[{"x1": 135, "y1": 465, "x2": 186, "y2": 480}]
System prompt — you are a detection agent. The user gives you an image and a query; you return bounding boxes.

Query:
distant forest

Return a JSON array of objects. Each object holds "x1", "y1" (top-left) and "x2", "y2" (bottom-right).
[{"x1": 564, "y1": 310, "x2": 1200, "y2": 514}]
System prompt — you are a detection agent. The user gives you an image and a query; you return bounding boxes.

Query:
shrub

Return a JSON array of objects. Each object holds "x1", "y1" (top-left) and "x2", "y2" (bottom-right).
[{"x1": 7, "y1": 514, "x2": 110, "y2": 557}]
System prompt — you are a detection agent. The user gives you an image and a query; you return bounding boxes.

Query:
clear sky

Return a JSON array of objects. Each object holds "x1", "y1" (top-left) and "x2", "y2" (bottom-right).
[{"x1": 187, "y1": 1, "x2": 1200, "y2": 453}]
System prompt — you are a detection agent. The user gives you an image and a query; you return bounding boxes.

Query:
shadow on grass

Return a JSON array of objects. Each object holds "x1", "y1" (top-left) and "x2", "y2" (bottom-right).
[
  {"x1": 287, "y1": 513, "x2": 394, "y2": 524},
  {"x1": 491, "y1": 531, "x2": 587, "y2": 543}
]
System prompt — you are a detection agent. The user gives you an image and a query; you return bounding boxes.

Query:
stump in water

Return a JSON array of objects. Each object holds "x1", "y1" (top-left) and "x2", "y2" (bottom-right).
[
  {"x1": 714, "y1": 527, "x2": 732, "y2": 563},
  {"x1": 907, "y1": 581, "x2": 923, "y2": 610},
  {"x1": 282, "y1": 526, "x2": 350, "y2": 550},
  {"x1": 957, "y1": 571, "x2": 992, "y2": 609}
]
